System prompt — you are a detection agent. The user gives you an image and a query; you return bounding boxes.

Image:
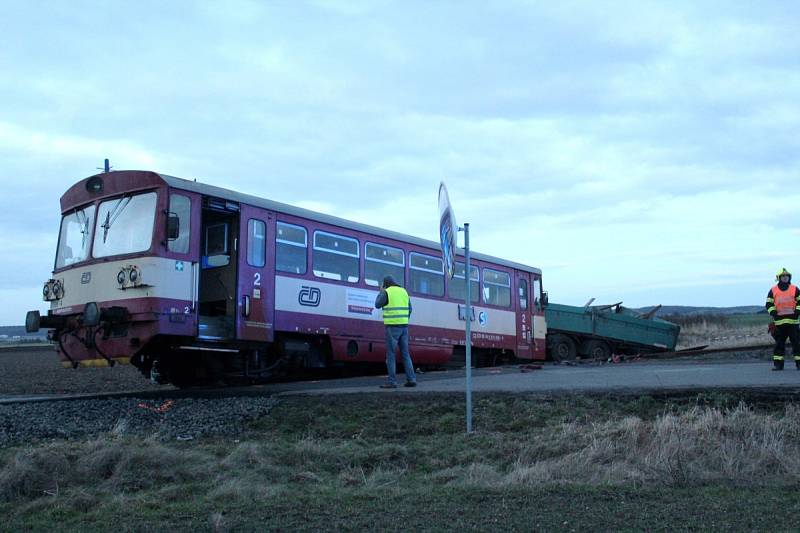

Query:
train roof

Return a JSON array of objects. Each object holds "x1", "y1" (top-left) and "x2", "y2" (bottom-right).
[
  {"x1": 67, "y1": 170, "x2": 541, "y2": 276},
  {"x1": 161, "y1": 173, "x2": 542, "y2": 276}
]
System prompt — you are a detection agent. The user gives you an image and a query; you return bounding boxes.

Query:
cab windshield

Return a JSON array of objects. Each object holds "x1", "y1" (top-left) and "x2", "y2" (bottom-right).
[
  {"x1": 55, "y1": 205, "x2": 96, "y2": 269},
  {"x1": 92, "y1": 192, "x2": 158, "y2": 258}
]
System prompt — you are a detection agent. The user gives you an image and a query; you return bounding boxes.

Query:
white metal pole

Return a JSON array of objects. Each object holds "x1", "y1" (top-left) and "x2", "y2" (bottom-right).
[{"x1": 464, "y1": 223, "x2": 472, "y2": 433}]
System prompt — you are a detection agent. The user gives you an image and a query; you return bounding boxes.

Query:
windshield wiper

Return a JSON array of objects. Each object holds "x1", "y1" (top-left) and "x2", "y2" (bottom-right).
[
  {"x1": 102, "y1": 196, "x2": 131, "y2": 243},
  {"x1": 76, "y1": 209, "x2": 87, "y2": 246},
  {"x1": 74, "y1": 208, "x2": 92, "y2": 249}
]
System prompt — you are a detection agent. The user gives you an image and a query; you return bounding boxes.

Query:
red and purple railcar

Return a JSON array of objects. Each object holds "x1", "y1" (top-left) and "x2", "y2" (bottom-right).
[{"x1": 26, "y1": 171, "x2": 546, "y2": 385}]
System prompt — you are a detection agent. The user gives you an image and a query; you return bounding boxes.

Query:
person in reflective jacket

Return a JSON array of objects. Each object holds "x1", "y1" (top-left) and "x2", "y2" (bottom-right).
[
  {"x1": 766, "y1": 268, "x2": 800, "y2": 370},
  {"x1": 374, "y1": 275, "x2": 417, "y2": 388}
]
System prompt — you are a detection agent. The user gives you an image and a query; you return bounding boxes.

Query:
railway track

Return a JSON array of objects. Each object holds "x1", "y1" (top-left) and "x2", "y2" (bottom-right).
[
  {"x1": 4, "y1": 355, "x2": 800, "y2": 449},
  {"x1": 0, "y1": 388, "x2": 196, "y2": 406},
  {"x1": 0, "y1": 380, "x2": 307, "y2": 406},
  {"x1": 0, "y1": 343, "x2": 776, "y2": 406}
]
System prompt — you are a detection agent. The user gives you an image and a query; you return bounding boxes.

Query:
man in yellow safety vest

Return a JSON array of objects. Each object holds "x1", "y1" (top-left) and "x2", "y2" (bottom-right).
[
  {"x1": 766, "y1": 268, "x2": 800, "y2": 370},
  {"x1": 374, "y1": 275, "x2": 417, "y2": 388}
]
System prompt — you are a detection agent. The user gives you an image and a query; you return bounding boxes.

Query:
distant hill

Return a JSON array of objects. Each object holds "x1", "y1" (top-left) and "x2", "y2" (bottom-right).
[
  {"x1": 0, "y1": 325, "x2": 48, "y2": 340},
  {"x1": 635, "y1": 305, "x2": 765, "y2": 317}
]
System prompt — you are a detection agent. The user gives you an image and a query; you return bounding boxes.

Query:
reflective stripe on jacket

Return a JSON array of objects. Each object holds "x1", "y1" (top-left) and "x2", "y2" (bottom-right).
[{"x1": 383, "y1": 286, "x2": 410, "y2": 326}]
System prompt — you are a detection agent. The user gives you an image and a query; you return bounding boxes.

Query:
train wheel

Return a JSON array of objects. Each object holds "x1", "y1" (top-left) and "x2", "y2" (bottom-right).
[
  {"x1": 583, "y1": 339, "x2": 611, "y2": 360},
  {"x1": 550, "y1": 335, "x2": 577, "y2": 361}
]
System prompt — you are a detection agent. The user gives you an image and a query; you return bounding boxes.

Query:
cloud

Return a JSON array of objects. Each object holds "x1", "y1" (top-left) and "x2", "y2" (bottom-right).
[
  {"x1": 0, "y1": 287, "x2": 47, "y2": 326},
  {"x1": 0, "y1": 232, "x2": 56, "y2": 290},
  {"x1": 310, "y1": 0, "x2": 389, "y2": 16},
  {"x1": 0, "y1": 122, "x2": 158, "y2": 167},
  {"x1": 0, "y1": 1, "x2": 799, "y2": 323}
]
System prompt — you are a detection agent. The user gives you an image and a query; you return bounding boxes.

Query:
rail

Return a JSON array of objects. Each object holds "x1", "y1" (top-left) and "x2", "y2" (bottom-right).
[{"x1": 0, "y1": 344, "x2": 778, "y2": 406}]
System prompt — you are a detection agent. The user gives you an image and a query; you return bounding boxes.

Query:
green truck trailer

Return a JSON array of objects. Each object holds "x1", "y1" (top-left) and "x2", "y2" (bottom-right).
[{"x1": 544, "y1": 302, "x2": 680, "y2": 360}]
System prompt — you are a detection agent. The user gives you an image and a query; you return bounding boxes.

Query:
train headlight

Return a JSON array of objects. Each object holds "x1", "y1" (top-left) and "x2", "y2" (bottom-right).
[
  {"x1": 117, "y1": 266, "x2": 142, "y2": 288},
  {"x1": 51, "y1": 280, "x2": 64, "y2": 300},
  {"x1": 86, "y1": 176, "x2": 103, "y2": 193},
  {"x1": 42, "y1": 280, "x2": 62, "y2": 301}
]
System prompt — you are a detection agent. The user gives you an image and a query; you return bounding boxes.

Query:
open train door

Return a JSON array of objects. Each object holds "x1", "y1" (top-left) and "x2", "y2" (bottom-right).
[
  {"x1": 514, "y1": 270, "x2": 533, "y2": 359},
  {"x1": 198, "y1": 197, "x2": 239, "y2": 340},
  {"x1": 236, "y1": 204, "x2": 275, "y2": 343}
]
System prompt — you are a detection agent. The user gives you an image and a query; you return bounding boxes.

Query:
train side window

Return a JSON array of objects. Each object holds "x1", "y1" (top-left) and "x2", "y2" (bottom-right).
[
  {"x1": 533, "y1": 277, "x2": 542, "y2": 310},
  {"x1": 168, "y1": 194, "x2": 191, "y2": 254},
  {"x1": 409, "y1": 253, "x2": 444, "y2": 297},
  {"x1": 206, "y1": 223, "x2": 228, "y2": 255},
  {"x1": 448, "y1": 261, "x2": 479, "y2": 303},
  {"x1": 276, "y1": 222, "x2": 307, "y2": 275},
  {"x1": 313, "y1": 230, "x2": 359, "y2": 283},
  {"x1": 483, "y1": 268, "x2": 511, "y2": 307},
  {"x1": 365, "y1": 242, "x2": 405, "y2": 287},
  {"x1": 519, "y1": 278, "x2": 528, "y2": 310},
  {"x1": 203, "y1": 222, "x2": 230, "y2": 268},
  {"x1": 247, "y1": 219, "x2": 266, "y2": 267}
]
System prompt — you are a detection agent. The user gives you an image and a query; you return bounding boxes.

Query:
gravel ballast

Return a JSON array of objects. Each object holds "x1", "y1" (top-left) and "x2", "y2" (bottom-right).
[
  {"x1": 0, "y1": 347, "x2": 276, "y2": 446},
  {"x1": 0, "y1": 396, "x2": 277, "y2": 447}
]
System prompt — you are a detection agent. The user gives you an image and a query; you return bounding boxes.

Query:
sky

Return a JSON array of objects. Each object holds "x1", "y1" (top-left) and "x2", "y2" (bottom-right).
[{"x1": 1, "y1": 0, "x2": 799, "y2": 325}]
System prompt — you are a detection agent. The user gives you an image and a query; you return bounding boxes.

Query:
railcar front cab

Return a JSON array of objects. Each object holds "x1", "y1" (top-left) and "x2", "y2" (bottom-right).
[{"x1": 25, "y1": 171, "x2": 208, "y2": 375}]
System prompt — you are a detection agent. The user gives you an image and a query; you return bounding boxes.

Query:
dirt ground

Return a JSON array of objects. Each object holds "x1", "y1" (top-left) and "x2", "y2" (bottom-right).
[{"x1": 0, "y1": 346, "x2": 166, "y2": 395}]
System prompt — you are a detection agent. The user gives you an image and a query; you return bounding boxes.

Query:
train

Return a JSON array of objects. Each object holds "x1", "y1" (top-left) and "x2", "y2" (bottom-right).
[{"x1": 26, "y1": 170, "x2": 547, "y2": 386}]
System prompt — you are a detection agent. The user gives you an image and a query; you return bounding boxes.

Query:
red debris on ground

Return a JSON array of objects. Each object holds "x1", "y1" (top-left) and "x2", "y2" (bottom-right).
[
  {"x1": 520, "y1": 364, "x2": 543, "y2": 373},
  {"x1": 137, "y1": 400, "x2": 175, "y2": 413}
]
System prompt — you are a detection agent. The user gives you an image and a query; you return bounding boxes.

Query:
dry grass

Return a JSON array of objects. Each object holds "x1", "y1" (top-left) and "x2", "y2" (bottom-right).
[
  {"x1": 0, "y1": 437, "x2": 208, "y2": 502},
  {"x1": 0, "y1": 445, "x2": 71, "y2": 500},
  {"x1": 5, "y1": 400, "x2": 798, "y2": 507},
  {"x1": 436, "y1": 402, "x2": 800, "y2": 488},
  {"x1": 670, "y1": 313, "x2": 772, "y2": 349},
  {"x1": 5, "y1": 394, "x2": 800, "y2": 531},
  {"x1": 209, "y1": 512, "x2": 227, "y2": 533}
]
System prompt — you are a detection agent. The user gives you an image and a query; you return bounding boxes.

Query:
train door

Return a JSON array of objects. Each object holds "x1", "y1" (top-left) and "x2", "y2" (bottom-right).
[
  {"x1": 237, "y1": 205, "x2": 274, "y2": 342},
  {"x1": 514, "y1": 270, "x2": 533, "y2": 358},
  {"x1": 164, "y1": 189, "x2": 201, "y2": 336},
  {"x1": 197, "y1": 198, "x2": 239, "y2": 339},
  {"x1": 531, "y1": 273, "x2": 546, "y2": 358}
]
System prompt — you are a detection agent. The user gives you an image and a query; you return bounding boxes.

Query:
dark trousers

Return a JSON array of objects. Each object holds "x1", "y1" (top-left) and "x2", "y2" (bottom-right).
[{"x1": 773, "y1": 323, "x2": 800, "y2": 363}]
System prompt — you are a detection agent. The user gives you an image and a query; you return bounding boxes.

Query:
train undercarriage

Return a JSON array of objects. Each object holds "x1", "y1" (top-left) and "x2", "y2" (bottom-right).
[{"x1": 130, "y1": 334, "x2": 521, "y2": 387}]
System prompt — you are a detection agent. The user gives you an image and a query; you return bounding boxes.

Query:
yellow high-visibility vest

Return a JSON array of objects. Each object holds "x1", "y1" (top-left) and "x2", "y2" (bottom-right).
[{"x1": 383, "y1": 286, "x2": 410, "y2": 326}]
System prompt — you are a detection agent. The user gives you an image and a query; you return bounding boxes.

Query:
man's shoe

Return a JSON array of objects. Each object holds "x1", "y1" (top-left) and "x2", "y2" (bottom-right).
[
  {"x1": 380, "y1": 383, "x2": 397, "y2": 389},
  {"x1": 772, "y1": 365, "x2": 784, "y2": 371},
  {"x1": 404, "y1": 381, "x2": 417, "y2": 387}
]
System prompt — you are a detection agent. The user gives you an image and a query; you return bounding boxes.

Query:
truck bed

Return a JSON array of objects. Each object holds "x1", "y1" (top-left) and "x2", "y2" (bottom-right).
[{"x1": 545, "y1": 303, "x2": 680, "y2": 353}]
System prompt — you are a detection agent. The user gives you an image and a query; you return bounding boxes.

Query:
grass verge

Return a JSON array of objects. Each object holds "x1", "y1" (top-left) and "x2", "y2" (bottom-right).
[{"x1": 2, "y1": 392, "x2": 800, "y2": 532}]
